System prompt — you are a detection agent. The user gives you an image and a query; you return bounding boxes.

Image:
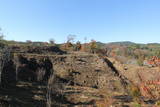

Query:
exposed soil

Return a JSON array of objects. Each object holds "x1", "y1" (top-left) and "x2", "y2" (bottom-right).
[{"x1": 0, "y1": 50, "x2": 159, "y2": 107}]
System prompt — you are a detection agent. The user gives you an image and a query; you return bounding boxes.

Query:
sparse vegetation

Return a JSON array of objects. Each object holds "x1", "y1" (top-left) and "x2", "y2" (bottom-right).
[
  {"x1": 90, "y1": 39, "x2": 97, "y2": 53},
  {"x1": 75, "y1": 41, "x2": 81, "y2": 51},
  {"x1": 128, "y1": 84, "x2": 141, "y2": 102},
  {"x1": 0, "y1": 37, "x2": 160, "y2": 106}
]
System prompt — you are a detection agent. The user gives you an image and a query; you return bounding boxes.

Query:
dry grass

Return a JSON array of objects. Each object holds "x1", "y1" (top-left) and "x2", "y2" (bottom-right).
[
  {"x1": 46, "y1": 71, "x2": 55, "y2": 107},
  {"x1": 95, "y1": 89, "x2": 115, "y2": 107},
  {"x1": 96, "y1": 98, "x2": 115, "y2": 107}
]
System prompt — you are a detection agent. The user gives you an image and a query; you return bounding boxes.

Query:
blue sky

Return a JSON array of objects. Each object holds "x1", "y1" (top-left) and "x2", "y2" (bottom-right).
[{"x1": 0, "y1": 0, "x2": 160, "y2": 43}]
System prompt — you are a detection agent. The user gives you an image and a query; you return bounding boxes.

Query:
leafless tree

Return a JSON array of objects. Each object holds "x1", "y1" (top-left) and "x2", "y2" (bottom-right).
[
  {"x1": 0, "y1": 28, "x2": 4, "y2": 40},
  {"x1": 67, "y1": 34, "x2": 76, "y2": 43},
  {"x1": 49, "y1": 38, "x2": 55, "y2": 45}
]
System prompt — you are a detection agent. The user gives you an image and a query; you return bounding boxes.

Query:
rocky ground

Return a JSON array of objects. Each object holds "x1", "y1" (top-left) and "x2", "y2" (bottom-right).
[{"x1": 0, "y1": 49, "x2": 160, "y2": 107}]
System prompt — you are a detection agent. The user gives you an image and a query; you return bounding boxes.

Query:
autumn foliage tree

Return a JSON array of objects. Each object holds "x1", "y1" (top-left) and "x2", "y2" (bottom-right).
[
  {"x1": 90, "y1": 39, "x2": 97, "y2": 54},
  {"x1": 75, "y1": 41, "x2": 81, "y2": 51}
]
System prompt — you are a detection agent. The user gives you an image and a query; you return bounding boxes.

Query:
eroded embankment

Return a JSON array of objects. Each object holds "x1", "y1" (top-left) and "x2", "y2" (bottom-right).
[{"x1": 0, "y1": 53, "x2": 132, "y2": 107}]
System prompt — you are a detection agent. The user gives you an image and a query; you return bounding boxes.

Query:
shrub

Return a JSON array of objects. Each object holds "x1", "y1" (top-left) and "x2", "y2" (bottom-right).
[
  {"x1": 132, "y1": 102, "x2": 141, "y2": 107},
  {"x1": 90, "y1": 39, "x2": 97, "y2": 54},
  {"x1": 155, "y1": 100, "x2": 160, "y2": 106},
  {"x1": 137, "y1": 58, "x2": 144, "y2": 66},
  {"x1": 75, "y1": 41, "x2": 81, "y2": 51},
  {"x1": 127, "y1": 84, "x2": 141, "y2": 103}
]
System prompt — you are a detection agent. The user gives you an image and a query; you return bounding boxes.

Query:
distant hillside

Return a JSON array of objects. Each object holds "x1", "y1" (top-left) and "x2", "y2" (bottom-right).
[
  {"x1": 96, "y1": 42, "x2": 106, "y2": 48},
  {"x1": 106, "y1": 41, "x2": 136, "y2": 46}
]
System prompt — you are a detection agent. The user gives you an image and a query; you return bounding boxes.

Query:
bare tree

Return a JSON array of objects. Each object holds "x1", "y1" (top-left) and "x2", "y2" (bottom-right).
[
  {"x1": 49, "y1": 38, "x2": 55, "y2": 45},
  {"x1": 0, "y1": 28, "x2": 4, "y2": 40},
  {"x1": 67, "y1": 34, "x2": 76, "y2": 43},
  {"x1": 64, "y1": 35, "x2": 76, "y2": 51}
]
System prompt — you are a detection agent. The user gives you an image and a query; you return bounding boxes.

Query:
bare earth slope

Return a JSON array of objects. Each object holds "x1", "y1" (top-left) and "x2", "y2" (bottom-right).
[{"x1": 0, "y1": 52, "x2": 132, "y2": 107}]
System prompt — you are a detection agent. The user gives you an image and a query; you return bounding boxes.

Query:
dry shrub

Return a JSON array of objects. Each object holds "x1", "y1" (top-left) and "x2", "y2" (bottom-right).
[
  {"x1": 95, "y1": 90, "x2": 115, "y2": 107},
  {"x1": 155, "y1": 100, "x2": 160, "y2": 106},
  {"x1": 46, "y1": 72, "x2": 55, "y2": 107},
  {"x1": 96, "y1": 98, "x2": 115, "y2": 107},
  {"x1": 132, "y1": 102, "x2": 141, "y2": 107},
  {"x1": 137, "y1": 72, "x2": 157, "y2": 99},
  {"x1": 127, "y1": 84, "x2": 141, "y2": 103},
  {"x1": 46, "y1": 71, "x2": 64, "y2": 107},
  {"x1": 139, "y1": 80, "x2": 160, "y2": 99}
]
